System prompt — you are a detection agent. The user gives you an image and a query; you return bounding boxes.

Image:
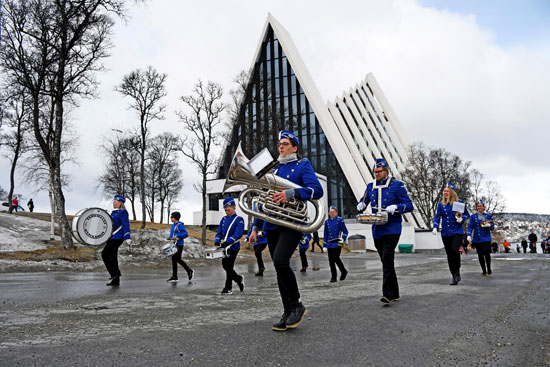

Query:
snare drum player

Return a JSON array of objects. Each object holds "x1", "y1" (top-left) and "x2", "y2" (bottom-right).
[
  {"x1": 432, "y1": 182, "x2": 470, "y2": 285},
  {"x1": 323, "y1": 206, "x2": 349, "y2": 282},
  {"x1": 357, "y1": 159, "x2": 413, "y2": 304},
  {"x1": 166, "y1": 211, "x2": 194, "y2": 283},
  {"x1": 298, "y1": 233, "x2": 312, "y2": 273},
  {"x1": 215, "y1": 197, "x2": 245, "y2": 295},
  {"x1": 249, "y1": 130, "x2": 323, "y2": 331},
  {"x1": 246, "y1": 227, "x2": 268, "y2": 276},
  {"x1": 102, "y1": 195, "x2": 131, "y2": 286},
  {"x1": 467, "y1": 200, "x2": 494, "y2": 276}
]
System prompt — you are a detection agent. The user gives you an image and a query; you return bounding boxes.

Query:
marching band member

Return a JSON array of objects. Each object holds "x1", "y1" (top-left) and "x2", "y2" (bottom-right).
[
  {"x1": 215, "y1": 197, "x2": 245, "y2": 295},
  {"x1": 249, "y1": 130, "x2": 323, "y2": 332},
  {"x1": 102, "y1": 195, "x2": 131, "y2": 286},
  {"x1": 357, "y1": 159, "x2": 413, "y2": 304},
  {"x1": 432, "y1": 182, "x2": 470, "y2": 285},
  {"x1": 166, "y1": 211, "x2": 194, "y2": 283},
  {"x1": 299, "y1": 233, "x2": 312, "y2": 273},
  {"x1": 323, "y1": 206, "x2": 349, "y2": 282},
  {"x1": 246, "y1": 227, "x2": 268, "y2": 276},
  {"x1": 467, "y1": 200, "x2": 494, "y2": 276}
]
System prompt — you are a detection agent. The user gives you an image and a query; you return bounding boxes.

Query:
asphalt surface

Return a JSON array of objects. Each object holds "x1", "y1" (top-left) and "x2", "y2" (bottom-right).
[{"x1": 1, "y1": 251, "x2": 549, "y2": 367}]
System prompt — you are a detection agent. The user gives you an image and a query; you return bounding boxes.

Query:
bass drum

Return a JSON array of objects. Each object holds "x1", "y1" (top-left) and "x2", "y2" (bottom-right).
[{"x1": 72, "y1": 208, "x2": 113, "y2": 246}]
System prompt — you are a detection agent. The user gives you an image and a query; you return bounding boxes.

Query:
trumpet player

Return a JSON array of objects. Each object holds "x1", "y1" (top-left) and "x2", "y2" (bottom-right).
[
  {"x1": 356, "y1": 159, "x2": 413, "y2": 304},
  {"x1": 249, "y1": 130, "x2": 323, "y2": 332},
  {"x1": 467, "y1": 200, "x2": 494, "y2": 276},
  {"x1": 323, "y1": 206, "x2": 349, "y2": 283},
  {"x1": 432, "y1": 182, "x2": 470, "y2": 285}
]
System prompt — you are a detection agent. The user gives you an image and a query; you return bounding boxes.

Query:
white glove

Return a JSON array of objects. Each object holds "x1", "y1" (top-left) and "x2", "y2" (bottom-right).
[
  {"x1": 124, "y1": 239, "x2": 133, "y2": 246},
  {"x1": 357, "y1": 202, "x2": 366, "y2": 212},
  {"x1": 386, "y1": 205, "x2": 398, "y2": 215},
  {"x1": 467, "y1": 236, "x2": 472, "y2": 243},
  {"x1": 322, "y1": 247, "x2": 327, "y2": 253},
  {"x1": 456, "y1": 217, "x2": 463, "y2": 223},
  {"x1": 432, "y1": 228, "x2": 437, "y2": 236}
]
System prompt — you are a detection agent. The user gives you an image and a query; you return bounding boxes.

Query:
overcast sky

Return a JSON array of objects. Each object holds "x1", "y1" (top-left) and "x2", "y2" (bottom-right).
[{"x1": 2, "y1": 0, "x2": 549, "y2": 223}]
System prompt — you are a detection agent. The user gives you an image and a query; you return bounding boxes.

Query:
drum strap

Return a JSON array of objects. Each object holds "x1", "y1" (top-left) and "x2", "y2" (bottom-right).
[
  {"x1": 112, "y1": 226, "x2": 122, "y2": 235},
  {"x1": 372, "y1": 176, "x2": 393, "y2": 211},
  {"x1": 224, "y1": 216, "x2": 239, "y2": 243}
]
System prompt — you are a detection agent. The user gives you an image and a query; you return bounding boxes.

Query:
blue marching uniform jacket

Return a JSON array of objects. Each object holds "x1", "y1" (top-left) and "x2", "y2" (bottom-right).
[
  {"x1": 170, "y1": 221, "x2": 189, "y2": 246},
  {"x1": 253, "y1": 158, "x2": 323, "y2": 232},
  {"x1": 357, "y1": 177, "x2": 414, "y2": 239},
  {"x1": 433, "y1": 200, "x2": 470, "y2": 237},
  {"x1": 323, "y1": 217, "x2": 349, "y2": 249},
  {"x1": 245, "y1": 228, "x2": 268, "y2": 246},
  {"x1": 467, "y1": 212, "x2": 494, "y2": 243},
  {"x1": 215, "y1": 213, "x2": 245, "y2": 251},
  {"x1": 110, "y1": 209, "x2": 131, "y2": 240},
  {"x1": 299, "y1": 233, "x2": 312, "y2": 250}
]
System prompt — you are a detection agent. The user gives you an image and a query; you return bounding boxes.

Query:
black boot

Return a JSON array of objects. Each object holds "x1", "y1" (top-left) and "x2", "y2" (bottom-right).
[
  {"x1": 286, "y1": 301, "x2": 307, "y2": 329},
  {"x1": 456, "y1": 272, "x2": 461, "y2": 283},
  {"x1": 450, "y1": 274, "x2": 458, "y2": 285},
  {"x1": 272, "y1": 312, "x2": 290, "y2": 332},
  {"x1": 107, "y1": 276, "x2": 120, "y2": 286}
]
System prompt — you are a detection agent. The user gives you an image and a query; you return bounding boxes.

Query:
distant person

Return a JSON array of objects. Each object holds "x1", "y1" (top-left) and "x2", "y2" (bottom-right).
[
  {"x1": 467, "y1": 200, "x2": 494, "y2": 276},
  {"x1": 310, "y1": 231, "x2": 323, "y2": 252},
  {"x1": 166, "y1": 211, "x2": 194, "y2": 283},
  {"x1": 528, "y1": 232, "x2": 537, "y2": 253},
  {"x1": 516, "y1": 244, "x2": 521, "y2": 253},
  {"x1": 491, "y1": 242, "x2": 498, "y2": 254},
  {"x1": 541, "y1": 240, "x2": 547, "y2": 254},
  {"x1": 503, "y1": 240, "x2": 510, "y2": 253},
  {"x1": 521, "y1": 238, "x2": 528, "y2": 253},
  {"x1": 433, "y1": 182, "x2": 470, "y2": 286},
  {"x1": 27, "y1": 198, "x2": 34, "y2": 213},
  {"x1": 12, "y1": 196, "x2": 18, "y2": 212},
  {"x1": 246, "y1": 227, "x2": 268, "y2": 276},
  {"x1": 323, "y1": 206, "x2": 349, "y2": 283},
  {"x1": 102, "y1": 195, "x2": 131, "y2": 286},
  {"x1": 299, "y1": 233, "x2": 311, "y2": 273},
  {"x1": 215, "y1": 197, "x2": 245, "y2": 295}
]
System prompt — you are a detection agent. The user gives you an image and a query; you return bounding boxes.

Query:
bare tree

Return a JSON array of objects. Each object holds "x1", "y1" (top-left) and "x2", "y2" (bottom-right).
[
  {"x1": 163, "y1": 167, "x2": 183, "y2": 224},
  {"x1": 0, "y1": 88, "x2": 31, "y2": 214},
  {"x1": 0, "y1": 0, "x2": 127, "y2": 249},
  {"x1": 115, "y1": 66, "x2": 167, "y2": 228},
  {"x1": 401, "y1": 142, "x2": 471, "y2": 225},
  {"x1": 177, "y1": 79, "x2": 225, "y2": 245}
]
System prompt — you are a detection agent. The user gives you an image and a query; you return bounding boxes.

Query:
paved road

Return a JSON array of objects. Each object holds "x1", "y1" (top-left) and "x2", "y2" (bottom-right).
[{"x1": 1, "y1": 252, "x2": 549, "y2": 366}]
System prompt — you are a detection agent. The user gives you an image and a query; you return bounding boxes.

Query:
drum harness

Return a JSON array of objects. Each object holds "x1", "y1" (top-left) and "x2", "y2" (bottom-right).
[{"x1": 359, "y1": 176, "x2": 394, "y2": 212}]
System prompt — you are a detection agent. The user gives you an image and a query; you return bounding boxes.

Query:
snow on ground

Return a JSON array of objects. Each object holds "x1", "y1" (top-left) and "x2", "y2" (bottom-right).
[{"x1": 0, "y1": 212, "x2": 56, "y2": 252}]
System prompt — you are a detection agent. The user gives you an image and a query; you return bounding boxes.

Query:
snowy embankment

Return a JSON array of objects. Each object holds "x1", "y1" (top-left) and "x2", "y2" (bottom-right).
[{"x1": 0, "y1": 212, "x2": 54, "y2": 252}]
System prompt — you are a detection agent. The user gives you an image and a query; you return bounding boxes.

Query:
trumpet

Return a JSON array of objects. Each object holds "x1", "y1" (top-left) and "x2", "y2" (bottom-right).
[{"x1": 223, "y1": 143, "x2": 325, "y2": 233}]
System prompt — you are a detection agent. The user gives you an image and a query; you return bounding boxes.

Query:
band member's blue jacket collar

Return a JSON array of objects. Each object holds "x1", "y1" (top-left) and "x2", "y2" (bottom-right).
[
  {"x1": 323, "y1": 216, "x2": 349, "y2": 248},
  {"x1": 253, "y1": 158, "x2": 323, "y2": 232},
  {"x1": 170, "y1": 221, "x2": 189, "y2": 246},
  {"x1": 299, "y1": 233, "x2": 312, "y2": 249},
  {"x1": 245, "y1": 228, "x2": 267, "y2": 246},
  {"x1": 357, "y1": 177, "x2": 414, "y2": 239},
  {"x1": 433, "y1": 200, "x2": 470, "y2": 237},
  {"x1": 215, "y1": 213, "x2": 245, "y2": 251},
  {"x1": 110, "y1": 208, "x2": 131, "y2": 240},
  {"x1": 467, "y1": 211, "x2": 494, "y2": 243}
]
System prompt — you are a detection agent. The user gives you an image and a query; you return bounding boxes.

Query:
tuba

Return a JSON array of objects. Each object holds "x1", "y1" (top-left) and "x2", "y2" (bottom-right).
[{"x1": 223, "y1": 143, "x2": 325, "y2": 233}]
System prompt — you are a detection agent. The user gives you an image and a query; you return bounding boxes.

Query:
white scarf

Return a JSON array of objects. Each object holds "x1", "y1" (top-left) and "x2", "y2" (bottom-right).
[{"x1": 278, "y1": 153, "x2": 298, "y2": 165}]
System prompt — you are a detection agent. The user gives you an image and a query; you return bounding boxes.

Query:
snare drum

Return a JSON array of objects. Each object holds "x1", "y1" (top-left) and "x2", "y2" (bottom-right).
[
  {"x1": 72, "y1": 208, "x2": 113, "y2": 245},
  {"x1": 204, "y1": 247, "x2": 228, "y2": 259},
  {"x1": 161, "y1": 242, "x2": 178, "y2": 257},
  {"x1": 356, "y1": 212, "x2": 388, "y2": 225}
]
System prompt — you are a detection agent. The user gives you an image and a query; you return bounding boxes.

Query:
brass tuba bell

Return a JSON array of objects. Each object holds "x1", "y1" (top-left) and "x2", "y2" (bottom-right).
[{"x1": 223, "y1": 143, "x2": 325, "y2": 233}]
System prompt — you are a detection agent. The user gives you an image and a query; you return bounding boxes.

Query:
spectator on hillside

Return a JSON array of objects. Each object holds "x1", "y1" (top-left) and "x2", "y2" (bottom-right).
[
  {"x1": 528, "y1": 232, "x2": 537, "y2": 253},
  {"x1": 12, "y1": 196, "x2": 18, "y2": 212},
  {"x1": 521, "y1": 238, "x2": 528, "y2": 253},
  {"x1": 27, "y1": 199, "x2": 34, "y2": 213},
  {"x1": 491, "y1": 242, "x2": 498, "y2": 254},
  {"x1": 516, "y1": 243, "x2": 521, "y2": 253},
  {"x1": 503, "y1": 240, "x2": 511, "y2": 253}
]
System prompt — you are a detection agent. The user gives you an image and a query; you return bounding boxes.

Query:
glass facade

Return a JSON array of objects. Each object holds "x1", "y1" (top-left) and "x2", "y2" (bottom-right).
[{"x1": 217, "y1": 25, "x2": 358, "y2": 218}]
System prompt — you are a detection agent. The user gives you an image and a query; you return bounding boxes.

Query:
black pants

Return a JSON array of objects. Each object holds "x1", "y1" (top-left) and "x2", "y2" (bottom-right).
[
  {"x1": 254, "y1": 243, "x2": 268, "y2": 272},
  {"x1": 299, "y1": 247, "x2": 308, "y2": 269},
  {"x1": 171, "y1": 246, "x2": 191, "y2": 276},
  {"x1": 311, "y1": 237, "x2": 323, "y2": 252},
  {"x1": 327, "y1": 247, "x2": 346, "y2": 280},
  {"x1": 102, "y1": 239, "x2": 123, "y2": 278},
  {"x1": 442, "y1": 235, "x2": 462, "y2": 275},
  {"x1": 522, "y1": 245, "x2": 527, "y2": 253},
  {"x1": 374, "y1": 234, "x2": 400, "y2": 300},
  {"x1": 474, "y1": 242, "x2": 491, "y2": 273},
  {"x1": 222, "y1": 249, "x2": 241, "y2": 290},
  {"x1": 530, "y1": 243, "x2": 536, "y2": 253},
  {"x1": 267, "y1": 227, "x2": 303, "y2": 311}
]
